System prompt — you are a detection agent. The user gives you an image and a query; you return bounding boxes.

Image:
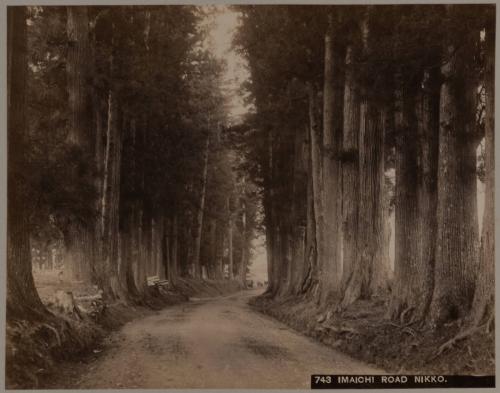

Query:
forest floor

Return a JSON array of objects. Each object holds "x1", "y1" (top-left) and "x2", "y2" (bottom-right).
[
  {"x1": 250, "y1": 293, "x2": 495, "y2": 376},
  {"x1": 5, "y1": 274, "x2": 242, "y2": 389},
  {"x1": 40, "y1": 289, "x2": 381, "y2": 389}
]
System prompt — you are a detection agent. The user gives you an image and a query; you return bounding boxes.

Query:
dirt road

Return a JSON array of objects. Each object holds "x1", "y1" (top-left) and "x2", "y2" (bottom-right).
[{"x1": 62, "y1": 290, "x2": 382, "y2": 389}]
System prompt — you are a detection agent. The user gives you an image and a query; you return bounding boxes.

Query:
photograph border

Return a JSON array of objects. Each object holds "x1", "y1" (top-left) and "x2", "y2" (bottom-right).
[{"x1": 1, "y1": 1, "x2": 499, "y2": 392}]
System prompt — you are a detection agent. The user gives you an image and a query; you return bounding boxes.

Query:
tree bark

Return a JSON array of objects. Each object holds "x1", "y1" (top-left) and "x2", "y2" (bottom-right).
[
  {"x1": 289, "y1": 120, "x2": 309, "y2": 295},
  {"x1": 264, "y1": 130, "x2": 274, "y2": 291},
  {"x1": 7, "y1": 6, "x2": 49, "y2": 321},
  {"x1": 132, "y1": 117, "x2": 148, "y2": 294},
  {"x1": 64, "y1": 6, "x2": 93, "y2": 283},
  {"x1": 340, "y1": 9, "x2": 388, "y2": 308},
  {"x1": 163, "y1": 216, "x2": 171, "y2": 281},
  {"x1": 128, "y1": 202, "x2": 143, "y2": 299},
  {"x1": 272, "y1": 225, "x2": 282, "y2": 293},
  {"x1": 208, "y1": 217, "x2": 217, "y2": 280},
  {"x1": 414, "y1": 69, "x2": 440, "y2": 322},
  {"x1": 92, "y1": 95, "x2": 105, "y2": 285},
  {"x1": 307, "y1": 82, "x2": 323, "y2": 303},
  {"x1": 470, "y1": 23, "x2": 494, "y2": 327},
  {"x1": 100, "y1": 89, "x2": 126, "y2": 301},
  {"x1": 239, "y1": 200, "x2": 248, "y2": 287},
  {"x1": 192, "y1": 136, "x2": 210, "y2": 279},
  {"x1": 227, "y1": 200, "x2": 234, "y2": 280},
  {"x1": 152, "y1": 215, "x2": 165, "y2": 279},
  {"x1": 429, "y1": 29, "x2": 479, "y2": 324},
  {"x1": 215, "y1": 219, "x2": 224, "y2": 280},
  {"x1": 341, "y1": 44, "x2": 360, "y2": 292},
  {"x1": 120, "y1": 204, "x2": 140, "y2": 302},
  {"x1": 300, "y1": 136, "x2": 319, "y2": 297},
  {"x1": 341, "y1": 101, "x2": 386, "y2": 308},
  {"x1": 66, "y1": 7, "x2": 91, "y2": 147},
  {"x1": 389, "y1": 75, "x2": 439, "y2": 323},
  {"x1": 168, "y1": 213, "x2": 179, "y2": 283},
  {"x1": 320, "y1": 16, "x2": 345, "y2": 303}
]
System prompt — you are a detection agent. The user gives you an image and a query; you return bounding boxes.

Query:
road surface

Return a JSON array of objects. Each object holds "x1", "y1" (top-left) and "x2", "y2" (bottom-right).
[{"x1": 61, "y1": 289, "x2": 382, "y2": 389}]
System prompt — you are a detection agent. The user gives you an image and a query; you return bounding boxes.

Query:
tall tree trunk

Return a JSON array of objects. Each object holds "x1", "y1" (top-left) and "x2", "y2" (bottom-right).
[
  {"x1": 149, "y1": 217, "x2": 156, "y2": 276},
  {"x1": 264, "y1": 210, "x2": 273, "y2": 289},
  {"x1": 123, "y1": 117, "x2": 141, "y2": 298},
  {"x1": 64, "y1": 6, "x2": 93, "y2": 283},
  {"x1": 163, "y1": 216, "x2": 171, "y2": 281},
  {"x1": 320, "y1": 16, "x2": 345, "y2": 303},
  {"x1": 140, "y1": 208, "x2": 152, "y2": 280},
  {"x1": 429, "y1": 29, "x2": 479, "y2": 325},
  {"x1": 341, "y1": 44, "x2": 359, "y2": 292},
  {"x1": 279, "y1": 226, "x2": 292, "y2": 296},
  {"x1": 227, "y1": 208, "x2": 234, "y2": 280},
  {"x1": 340, "y1": 9, "x2": 387, "y2": 308},
  {"x1": 159, "y1": 215, "x2": 165, "y2": 279},
  {"x1": 307, "y1": 82, "x2": 323, "y2": 303},
  {"x1": 290, "y1": 121, "x2": 308, "y2": 295},
  {"x1": 127, "y1": 202, "x2": 142, "y2": 299},
  {"x1": 300, "y1": 123, "x2": 319, "y2": 296},
  {"x1": 92, "y1": 95, "x2": 105, "y2": 285},
  {"x1": 470, "y1": 23, "x2": 494, "y2": 327},
  {"x1": 341, "y1": 101, "x2": 386, "y2": 307},
  {"x1": 239, "y1": 205, "x2": 248, "y2": 288},
  {"x1": 207, "y1": 218, "x2": 216, "y2": 280},
  {"x1": 271, "y1": 225, "x2": 282, "y2": 293},
  {"x1": 265, "y1": 129, "x2": 274, "y2": 291},
  {"x1": 291, "y1": 226, "x2": 307, "y2": 295},
  {"x1": 66, "y1": 6, "x2": 91, "y2": 147},
  {"x1": 152, "y1": 215, "x2": 165, "y2": 279},
  {"x1": 120, "y1": 205, "x2": 140, "y2": 302},
  {"x1": 178, "y1": 221, "x2": 189, "y2": 277},
  {"x1": 100, "y1": 89, "x2": 125, "y2": 300},
  {"x1": 389, "y1": 80, "x2": 428, "y2": 322},
  {"x1": 392, "y1": 83, "x2": 419, "y2": 316},
  {"x1": 169, "y1": 213, "x2": 179, "y2": 283},
  {"x1": 7, "y1": 6, "x2": 48, "y2": 321},
  {"x1": 132, "y1": 116, "x2": 148, "y2": 294},
  {"x1": 192, "y1": 136, "x2": 210, "y2": 278},
  {"x1": 390, "y1": 68, "x2": 440, "y2": 323},
  {"x1": 110, "y1": 100, "x2": 124, "y2": 299},
  {"x1": 215, "y1": 219, "x2": 224, "y2": 280},
  {"x1": 414, "y1": 69, "x2": 440, "y2": 322}
]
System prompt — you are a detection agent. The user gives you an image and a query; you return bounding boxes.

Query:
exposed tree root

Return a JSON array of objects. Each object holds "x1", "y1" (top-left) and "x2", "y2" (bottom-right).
[
  {"x1": 41, "y1": 323, "x2": 61, "y2": 347},
  {"x1": 431, "y1": 326, "x2": 481, "y2": 360},
  {"x1": 382, "y1": 319, "x2": 418, "y2": 329},
  {"x1": 402, "y1": 326, "x2": 416, "y2": 337},
  {"x1": 400, "y1": 305, "x2": 414, "y2": 325},
  {"x1": 485, "y1": 313, "x2": 494, "y2": 334}
]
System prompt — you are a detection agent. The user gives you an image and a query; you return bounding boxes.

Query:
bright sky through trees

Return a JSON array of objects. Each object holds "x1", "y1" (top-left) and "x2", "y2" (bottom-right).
[
  {"x1": 207, "y1": 6, "x2": 252, "y2": 124},
  {"x1": 205, "y1": 6, "x2": 267, "y2": 282}
]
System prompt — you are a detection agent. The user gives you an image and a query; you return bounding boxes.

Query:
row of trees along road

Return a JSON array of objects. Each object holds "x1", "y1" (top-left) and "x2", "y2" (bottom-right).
[
  {"x1": 7, "y1": 6, "x2": 260, "y2": 321},
  {"x1": 235, "y1": 4, "x2": 494, "y2": 330}
]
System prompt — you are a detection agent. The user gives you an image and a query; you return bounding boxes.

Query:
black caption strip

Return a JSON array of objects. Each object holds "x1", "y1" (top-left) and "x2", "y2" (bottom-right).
[{"x1": 311, "y1": 375, "x2": 495, "y2": 389}]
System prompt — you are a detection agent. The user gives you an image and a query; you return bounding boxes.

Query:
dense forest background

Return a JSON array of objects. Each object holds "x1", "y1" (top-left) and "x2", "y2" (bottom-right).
[{"x1": 6, "y1": 3, "x2": 496, "y2": 387}]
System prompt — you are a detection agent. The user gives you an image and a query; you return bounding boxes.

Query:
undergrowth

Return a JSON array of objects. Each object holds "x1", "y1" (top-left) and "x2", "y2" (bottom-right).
[
  {"x1": 6, "y1": 279, "x2": 242, "y2": 389},
  {"x1": 250, "y1": 294, "x2": 495, "y2": 376}
]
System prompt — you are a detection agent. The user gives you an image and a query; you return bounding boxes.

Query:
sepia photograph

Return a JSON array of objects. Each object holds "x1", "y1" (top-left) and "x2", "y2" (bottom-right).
[{"x1": 5, "y1": 2, "x2": 496, "y2": 389}]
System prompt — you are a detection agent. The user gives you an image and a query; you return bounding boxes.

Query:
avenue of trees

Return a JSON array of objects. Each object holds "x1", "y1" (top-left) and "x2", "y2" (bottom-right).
[
  {"x1": 235, "y1": 4, "x2": 494, "y2": 329},
  {"x1": 7, "y1": 4, "x2": 495, "y2": 337},
  {"x1": 7, "y1": 6, "x2": 258, "y2": 321}
]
